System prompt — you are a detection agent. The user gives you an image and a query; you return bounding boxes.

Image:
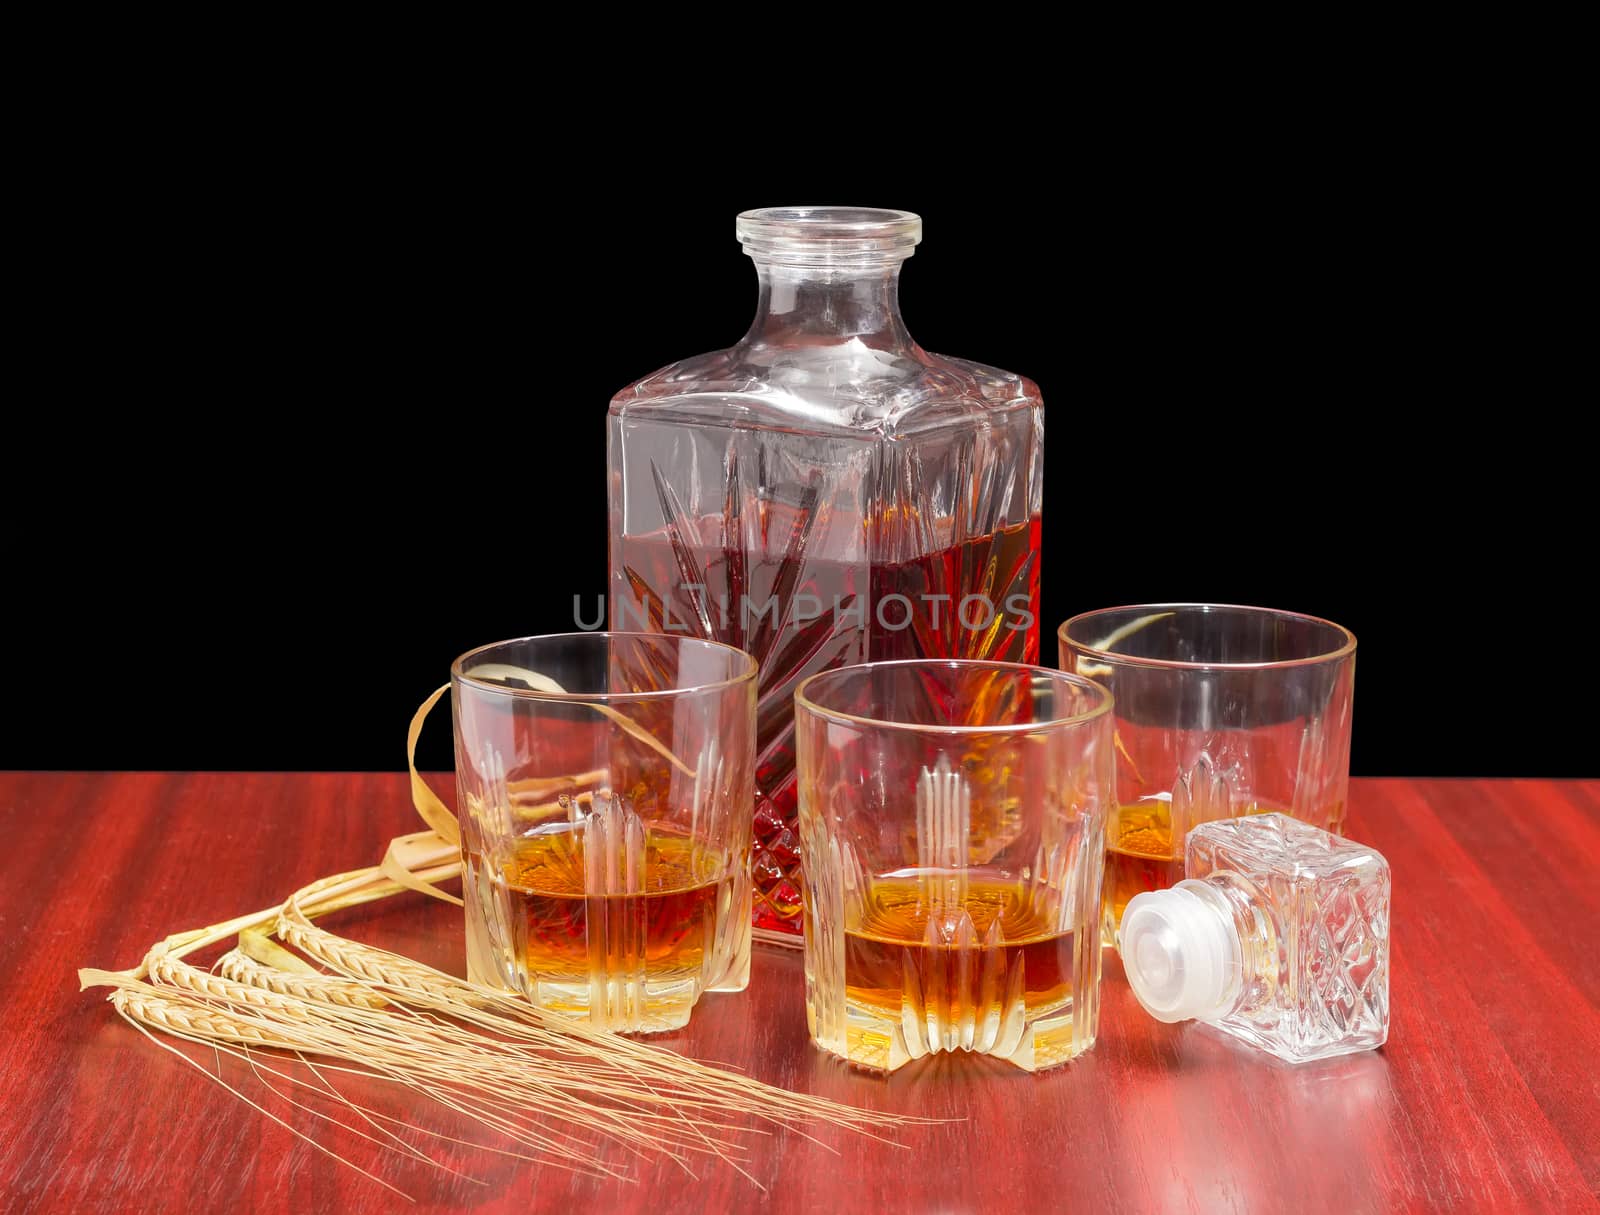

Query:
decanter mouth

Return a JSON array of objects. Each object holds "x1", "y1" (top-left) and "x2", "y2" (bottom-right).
[{"x1": 736, "y1": 206, "x2": 922, "y2": 268}]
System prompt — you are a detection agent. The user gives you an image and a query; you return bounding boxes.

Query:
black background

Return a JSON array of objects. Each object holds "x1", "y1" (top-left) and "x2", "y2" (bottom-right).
[{"x1": 5, "y1": 124, "x2": 1590, "y2": 777}]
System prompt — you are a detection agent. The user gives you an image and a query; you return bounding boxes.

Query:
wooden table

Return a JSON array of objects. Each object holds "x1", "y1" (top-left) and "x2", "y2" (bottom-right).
[{"x1": 1, "y1": 774, "x2": 1596, "y2": 1213}]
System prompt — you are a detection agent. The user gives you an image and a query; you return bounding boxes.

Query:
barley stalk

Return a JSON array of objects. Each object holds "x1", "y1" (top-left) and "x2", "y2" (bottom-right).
[
  {"x1": 110, "y1": 960, "x2": 765, "y2": 1173},
  {"x1": 110, "y1": 983, "x2": 299, "y2": 1048},
  {"x1": 277, "y1": 907, "x2": 452, "y2": 999},
  {"x1": 274, "y1": 903, "x2": 909, "y2": 1136},
  {"x1": 147, "y1": 944, "x2": 314, "y2": 1017},
  {"x1": 217, "y1": 949, "x2": 388, "y2": 1010}
]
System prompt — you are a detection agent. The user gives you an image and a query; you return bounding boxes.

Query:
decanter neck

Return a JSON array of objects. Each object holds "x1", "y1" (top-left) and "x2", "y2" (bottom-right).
[
  {"x1": 743, "y1": 262, "x2": 915, "y2": 351},
  {"x1": 733, "y1": 206, "x2": 923, "y2": 355}
]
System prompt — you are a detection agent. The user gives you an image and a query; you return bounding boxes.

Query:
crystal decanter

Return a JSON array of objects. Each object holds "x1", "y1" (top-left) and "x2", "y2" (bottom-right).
[{"x1": 607, "y1": 207, "x2": 1044, "y2": 940}]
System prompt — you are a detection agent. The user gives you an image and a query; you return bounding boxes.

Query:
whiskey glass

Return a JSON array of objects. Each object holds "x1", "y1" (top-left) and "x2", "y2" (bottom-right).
[
  {"x1": 795, "y1": 660, "x2": 1113, "y2": 1073},
  {"x1": 1058, "y1": 604, "x2": 1356, "y2": 944},
  {"x1": 452, "y1": 633, "x2": 755, "y2": 1032}
]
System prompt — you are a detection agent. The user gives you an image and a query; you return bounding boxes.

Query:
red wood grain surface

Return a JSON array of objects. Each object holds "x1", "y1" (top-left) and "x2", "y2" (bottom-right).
[{"x1": 1, "y1": 773, "x2": 1596, "y2": 1214}]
